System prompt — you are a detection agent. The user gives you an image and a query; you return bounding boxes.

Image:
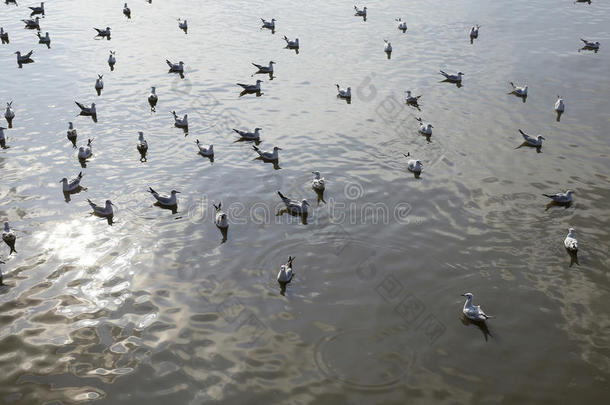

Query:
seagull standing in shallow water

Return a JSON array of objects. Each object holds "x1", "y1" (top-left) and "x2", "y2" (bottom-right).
[
  {"x1": 195, "y1": 139, "x2": 213, "y2": 157},
  {"x1": 278, "y1": 191, "x2": 309, "y2": 214},
  {"x1": 518, "y1": 129, "x2": 545, "y2": 147},
  {"x1": 253, "y1": 145, "x2": 281, "y2": 160},
  {"x1": 148, "y1": 187, "x2": 180, "y2": 206},
  {"x1": 564, "y1": 228, "x2": 578, "y2": 252},
  {"x1": 462, "y1": 292, "x2": 493, "y2": 322},
  {"x1": 60, "y1": 172, "x2": 83, "y2": 192},
  {"x1": 311, "y1": 171, "x2": 325, "y2": 191}
]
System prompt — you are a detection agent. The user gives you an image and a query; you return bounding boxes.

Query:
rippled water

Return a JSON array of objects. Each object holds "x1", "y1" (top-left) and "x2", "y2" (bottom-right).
[{"x1": 1, "y1": 0, "x2": 609, "y2": 403}]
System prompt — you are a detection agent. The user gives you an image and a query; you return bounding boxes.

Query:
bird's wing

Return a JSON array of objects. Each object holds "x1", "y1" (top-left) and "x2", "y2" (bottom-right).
[
  {"x1": 252, "y1": 63, "x2": 263, "y2": 69},
  {"x1": 75, "y1": 101, "x2": 86, "y2": 110}
]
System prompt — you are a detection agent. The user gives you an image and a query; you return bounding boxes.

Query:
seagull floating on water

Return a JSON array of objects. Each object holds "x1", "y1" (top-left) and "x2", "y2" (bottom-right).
[
  {"x1": 405, "y1": 90, "x2": 421, "y2": 105},
  {"x1": 384, "y1": 39, "x2": 392, "y2": 53},
  {"x1": 518, "y1": 129, "x2": 545, "y2": 147},
  {"x1": 252, "y1": 61, "x2": 275, "y2": 73},
  {"x1": 36, "y1": 32, "x2": 50, "y2": 45},
  {"x1": 278, "y1": 191, "x2": 309, "y2": 214},
  {"x1": 2, "y1": 222, "x2": 17, "y2": 254},
  {"x1": 261, "y1": 18, "x2": 276, "y2": 29},
  {"x1": 283, "y1": 36, "x2": 299, "y2": 49},
  {"x1": 543, "y1": 190, "x2": 574, "y2": 204},
  {"x1": 95, "y1": 74, "x2": 104, "y2": 91},
  {"x1": 277, "y1": 256, "x2": 295, "y2": 283},
  {"x1": 166, "y1": 59, "x2": 184, "y2": 73},
  {"x1": 439, "y1": 70, "x2": 464, "y2": 83},
  {"x1": 60, "y1": 172, "x2": 83, "y2": 192},
  {"x1": 78, "y1": 139, "x2": 93, "y2": 159},
  {"x1": 108, "y1": 51, "x2": 116, "y2": 68},
  {"x1": 149, "y1": 187, "x2": 180, "y2": 206},
  {"x1": 554, "y1": 95, "x2": 565, "y2": 112},
  {"x1": 66, "y1": 122, "x2": 77, "y2": 143},
  {"x1": 354, "y1": 5, "x2": 367, "y2": 17},
  {"x1": 137, "y1": 131, "x2": 148, "y2": 153},
  {"x1": 171, "y1": 111, "x2": 188, "y2": 128},
  {"x1": 403, "y1": 152, "x2": 423, "y2": 173},
  {"x1": 5, "y1": 102, "x2": 15, "y2": 122},
  {"x1": 213, "y1": 202, "x2": 228, "y2": 229},
  {"x1": 0, "y1": 27, "x2": 9, "y2": 44},
  {"x1": 580, "y1": 38, "x2": 600, "y2": 50},
  {"x1": 123, "y1": 3, "x2": 131, "y2": 18},
  {"x1": 22, "y1": 17, "x2": 40, "y2": 29},
  {"x1": 509, "y1": 82, "x2": 528, "y2": 97},
  {"x1": 415, "y1": 117, "x2": 433, "y2": 136},
  {"x1": 469, "y1": 25, "x2": 480, "y2": 39},
  {"x1": 253, "y1": 145, "x2": 281, "y2": 160},
  {"x1": 237, "y1": 80, "x2": 262, "y2": 92},
  {"x1": 15, "y1": 50, "x2": 34, "y2": 64},
  {"x1": 233, "y1": 127, "x2": 261, "y2": 141},
  {"x1": 29, "y1": 2, "x2": 44, "y2": 15},
  {"x1": 75, "y1": 101, "x2": 96, "y2": 116},
  {"x1": 88, "y1": 199, "x2": 114, "y2": 217},
  {"x1": 178, "y1": 19, "x2": 188, "y2": 31},
  {"x1": 94, "y1": 27, "x2": 111, "y2": 37},
  {"x1": 311, "y1": 171, "x2": 325, "y2": 191},
  {"x1": 336, "y1": 84, "x2": 351, "y2": 99},
  {"x1": 564, "y1": 228, "x2": 578, "y2": 252},
  {"x1": 148, "y1": 87, "x2": 158, "y2": 105},
  {"x1": 462, "y1": 293, "x2": 493, "y2": 322},
  {"x1": 396, "y1": 18, "x2": 407, "y2": 31},
  {"x1": 195, "y1": 139, "x2": 213, "y2": 157}
]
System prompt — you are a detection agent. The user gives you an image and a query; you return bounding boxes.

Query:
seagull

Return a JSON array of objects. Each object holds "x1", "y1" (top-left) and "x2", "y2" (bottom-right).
[
  {"x1": 29, "y1": 2, "x2": 44, "y2": 14},
  {"x1": 137, "y1": 131, "x2": 148, "y2": 153},
  {"x1": 396, "y1": 18, "x2": 407, "y2": 31},
  {"x1": 543, "y1": 190, "x2": 574, "y2": 204},
  {"x1": 123, "y1": 3, "x2": 131, "y2": 18},
  {"x1": 88, "y1": 199, "x2": 114, "y2": 217},
  {"x1": 580, "y1": 38, "x2": 600, "y2": 50},
  {"x1": 95, "y1": 74, "x2": 104, "y2": 91},
  {"x1": 509, "y1": 82, "x2": 528, "y2": 97},
  {"x1": 554, "y1": 95, "x2": 565, "y2": 112},
  {"x1": 415, "y1": 117, "x2": 433, "y2": 136},
  {"x1": 178, "y1": 19, "x2": 188, "y2": 31},
  {"x1": 75, "y1": 101, "x2": 96, "y2": 116},
  {"x1": 213, "y1": 202, "x2": 228, "y2": 229},
  {"x1": 384, "y1": 39, "x2": 392, "y2": 53},
  {"x1": 36, "y1": 32, "x2": 50, "y2": 45},
  {"x1": 108, "y1": 51, "x2": 116, "y2": 67},
  {"x1": 171, "y1": 111, "x2": 188, "y2": 128},
  {"x1": 439, "y1": 70, "x2": 464, "y2": 82},
  {"x1": 403, "y1": 153, "x2": 423, "y2": 173},
  {"x1": 15, "y1": 51, "x2": 34, "y2": 64},
  {"x1": 22, "y1": 17, "x2": 40, "y2": 29},
  {"x1": 148, "y1": 187, "x2": 180, "y2": 206},
  {"x1": 0, "y1": 27, "x2": 9, "y2": 43},
  {"x1": 166, "y1": 59, "x2": 184, "y2": 72},
  {"x1": 148, "y1": 87, "x2": 158, "y2": 104},
  {"x1": 336, "y1": 84, "x2": 351, "y2": 98},
  {"x1": 94, "y1": 27, "x2": 111, "y2": 37},
  {"x1": 252, "y1": 61, "x2": 275, "y2": 73},
  {"x1": 78, "y1": 139, "x2": 93, "y2": 159},
  {"x1": 405, "y1": 90, "x2": 421, "y2": 105},
  {"x1": 60, "y1": 172, "x2": 83, "y2": 192},
  {"x1": 66, "y1": 122, "x2": 77, "y2": 142},
  {"x1": 564, "y1": 228, "x2": 578, "y2": 252},
  {"x1": 253, "y1": 145, "x2": 281, "y2": 160},
  {"x1": 237, "y1": 80, "x2": 262, "y2": 92},
  {"x1": 2, "y1": 222, "x2": 16, "y2": 254},
  {"x1": 277, "y1": 256, "x2": 295, "y2": 283},
  {"x1": 518, "y1": 129, "x2": 545, "y2": 147},
  {"x1": 5, "y1": 102, "x2": 15, "y2": 121},
  {"x1": 354, "y1": 5, "x2": 367, "y2": 17},
  {"x1": 470, "y1": 25, "x2": 480, "y2": 38},
  {"x1": 278, "y1": 191, "x2": 309, "y2": 214},
  {"x1": 233, "y1": 127, "x2": 261, "y2": 141},
  {"x1": 261, "y1": 18, "x2": 276, "y2": 29},
  {"x1": 283, "y1": 36, "x2": 299, "y2": 48},
  {"x1": 462, "y1": 293, "x2": 493, "y2": 322},
  {"x1": 311, "y1": 171, "x2": 325, "y2": 191},
  {"x1": 195, "y1": 139, "x2": 213, "y2": 157}
]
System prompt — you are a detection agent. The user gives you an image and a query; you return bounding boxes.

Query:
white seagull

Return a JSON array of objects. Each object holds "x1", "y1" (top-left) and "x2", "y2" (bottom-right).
[
  {"x1": 261, "y1": 18, "x2": 276, "y2": 29},
  {"x1": 60, "y1": 172, "x2": 83, "y2": 192},
  {"x1": 178, "y1": 19, "x2": 188, "y2": 30},
  {"x1": 554, "y1": 96, "x2": 565, "y2": 112},
  {"x1": 277, "y1": 256, "x2": 295, "y2": 283},
  {"x1": 88, "y1": 199, "x2": 114, "y2": 217},
  {"x1": 405, "y1": 90, "x2": 421, "y2": 104},
  {"x1": 580, "y1": 38, "x2": 600, "y2": 50},
  {"x1": 15, "y1": 51, "x2": 34, "y2": 63},
  {"x1": 462, "y1": 292, "x2": 493, "y2": 322},
  {"x1": 384, "y1": 39, "x2": 392, "y2": 53},
  {"x1": 440, "y1": 70, "x2": 464, "y2": 83},
  {"x1": 22, "y1": 17, "x2": 40, "y2": 29},
  {"x1": 148, "y1": 87, "x2": 158, "y2": 104},
  {"x1": 195, "y1": 139, "x2": 214, "y2": 157},
  {"x1": 2, "y1": 222, "x2": 16, "y2": 251},
  {"x1": 469, "y1": 25, "x2": 480, "y2": 38},
  {"x1": 336, "y1": 84, "x2": 351, "y2": 98},
  {"x1": 278, "y1": 191, "x2": 309, "y2": 214},
  {"x1": 75, "y1": 101, "x2": 96, "y2": 116},
  {"x1": 166, "y1": 59, "x2": 184, "y2": 73},
  {"x1": 67, "y1": 122, "x2": 77, "y2": 141},
  {"x1": 564, "y1": 228, "x2": 578, "y2": 252},
  {"x1": 396, "y1": 18, "x2": 407, "y2": 31},
  {"x1": 543, "y1": 190, "x2": 574, "y2": 204},
  {"x1": 137, "y1": 131, "x2": 148, "y2": 153},
  {"x1": 108, "y1": 51, "x2": 116, "y2": 67},
  {"x1": 518, "y1": 129, "x2": 545, "y2": 147},
  {"x1": 509, "y1": 82, "x2": 528, "y2": 97},
  {"x1": 403, "y1": 153, "x2": 423, "y2": 173},
  {"x1": 149, "y1": 187, "x2": 180, "y2": 206},
  {"x1": 94, "y1": 27, "x2": 111, "y2": 37},
  {"x1": 311, "y1": 171, "x2": 325, "y2": 191},
  {"x1": 253, "y1": 145, "x2": 281, "y2": 160},
  {"x1": 5, "y1": 102, "x2": 15, "y2": 121},
  {"x1": 354, "y1": 5, "x2": 367, "y2": 17},
  {"x1": 237, "y1": 80, "x2": 262, "y2": 92},
  {"x1": 416, "y1": 117, "x2": 433, "y2": 136},
  {"x1": 283, "y1": 36, "x2": 299, "y2": 48},
  {"x1": 123, "y1": 3, "x2": 131, "y2": 18},
  {"x1": 252, "y1": 61, "x2": 275, "y2": 73},
  {"x1": 171, "y1": 111, "x2": 188, "y2": 128},
  {"x1": 36, "y1": 32, "x2": 50, "y2": 44},
  {"x1": 233, "y1": 127, "x2": 261, "y2": 141},
  {"x1": 78, "y1": 139, "x2": 93, "y2": 159},
  {"x1": 213, "y1": 202, "x2": 228, "y2": 229},
  {"x1": 95, "y1": 74, "x2": 104, "y2": 91}
]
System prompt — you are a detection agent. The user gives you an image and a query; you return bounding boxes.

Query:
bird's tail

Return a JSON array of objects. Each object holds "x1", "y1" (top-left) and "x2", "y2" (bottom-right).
[
  {"x1": 283, "y1": 35, "x2": 288, "y2": 42},
  {"x1": 439, "y1": 70, "x2": 448, "y2": 77},
  {"x1": 509, "y1": 82, "x2": 516, "y2": 89},
  {"x1": 287, "y1": 256, "x2": 295, "y2": 267},
  {"x1": 148, "y1": 187, "x2": 156, "y2": 195},
  {"x1": 195, "y1": 139, "x2": 200, "y2": 145},
  {"x1": 278, "y1": 191, "x2": 287, "y2": 200},
  {"x1": 78, "y1": 172, "x2": 83, "y2": 179},
  {"x1": 75, "y1": 101, "x2": 85, "y2": 109},
  {"x1": 335, "y1": 84, "x2": 340, "y2": 90},
  {"x1": 252, "y1": 145, "x2": 260, "y2": 152},
  {"x1": 518, "y1": 129, "x2": 527, "y2": 137},
  {"x1": 232, "y1": 128, "x2": 241, "y2": 135},
  {"x1": 542, "y1": 194, "x2": 554, "y2": 198},
  {"x1": 252, "y1": 63, "x2": 262, "y2": 69},
  {"x1": 580, "y1": 38, "x2": 587, "y2": 44}
]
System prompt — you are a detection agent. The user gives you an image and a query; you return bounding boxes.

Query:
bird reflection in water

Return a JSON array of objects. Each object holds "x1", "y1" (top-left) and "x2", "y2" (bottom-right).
[{"x1": 461, "y1": 315, "x2": 493, "y2": 341}]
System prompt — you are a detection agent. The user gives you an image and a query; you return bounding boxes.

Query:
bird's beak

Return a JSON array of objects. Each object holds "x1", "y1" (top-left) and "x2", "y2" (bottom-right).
[
  {"x1": 461, "y1": 294, "x2": 466, "y2": 297},
  {"x1": 175, "y1": 191, "x2": 181, "y2": 193}
]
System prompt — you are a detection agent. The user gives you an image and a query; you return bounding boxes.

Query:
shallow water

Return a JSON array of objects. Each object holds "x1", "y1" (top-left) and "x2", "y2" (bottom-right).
[{"x1": 1, "y1": 0, "x2": 609, "y2": 403}]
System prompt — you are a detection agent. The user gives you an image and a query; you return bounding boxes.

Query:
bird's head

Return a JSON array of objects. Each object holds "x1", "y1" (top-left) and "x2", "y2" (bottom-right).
[
  {"x1": 255, "y1": 127, "x2": 262, "y2": 131},
  {"x1": 458, "y1": 72, "x2": 464, "y2": 76},
  {"x1": 537, "y1": 135, "x2": 545, "y2": 140},
  {"x1": 461, "y1": 293, "x2": 473, "y2": 299},
  {"x1": 91, "y1": 103, "x2": 96, "y2": 108},
  {"x1": 270, "y1": 61, "x2": 275, "y2": 64},
  {"x1": 566, "y1": 190, "x2": 574, "y2": 195},
  {"x1": 273, "y1": 146, "x2": 282, "y2": 151},
  {"x1": 171, "y1": 190, "x2": 181, "y2": 194},
  {"x1": 256, "y1": 80, "x2": 262, "y2": 83},
  {"x1": 59, "y1": 178, "x2": 67, "y2": 183},
  {"x1": 105, "y1": 200, "x2": 114, "y2": 207},
  {"x1": 302, "y1": 199, "x2": 310, "y2": 206}
]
